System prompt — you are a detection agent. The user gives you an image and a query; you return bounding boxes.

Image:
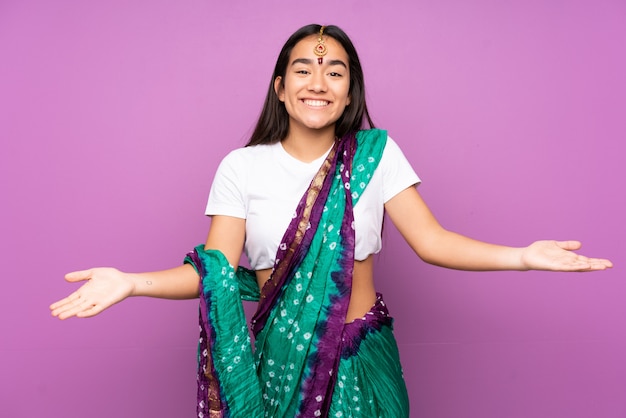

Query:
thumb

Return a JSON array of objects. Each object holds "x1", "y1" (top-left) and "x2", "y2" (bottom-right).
[
  {"x1": 555, "y1": 240, "x2": 582, "y2": 252},
  {"x1": 65, "y1": 269, "x2": 94, "y2": 283}
]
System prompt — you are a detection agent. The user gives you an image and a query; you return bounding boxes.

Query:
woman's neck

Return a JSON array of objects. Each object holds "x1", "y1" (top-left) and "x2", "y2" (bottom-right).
[{"x1": 281, "y1": 124, "x2": 336, "y2": 163}]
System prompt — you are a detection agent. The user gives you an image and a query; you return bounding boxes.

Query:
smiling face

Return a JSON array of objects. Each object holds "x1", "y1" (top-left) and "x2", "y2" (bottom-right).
[{"x1": 274, "y1": 35, "x2": 351, "y2": 137}]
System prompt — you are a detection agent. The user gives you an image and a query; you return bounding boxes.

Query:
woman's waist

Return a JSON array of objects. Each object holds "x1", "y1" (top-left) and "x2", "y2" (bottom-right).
[{"x1": 255, "y1": 256, "x2": 376, "y2": 322}]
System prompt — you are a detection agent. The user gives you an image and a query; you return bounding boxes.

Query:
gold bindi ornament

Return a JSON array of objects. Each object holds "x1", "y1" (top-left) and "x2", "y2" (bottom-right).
[{"x1": 313, "y1": 26, "x2": 328, "y2": 65}]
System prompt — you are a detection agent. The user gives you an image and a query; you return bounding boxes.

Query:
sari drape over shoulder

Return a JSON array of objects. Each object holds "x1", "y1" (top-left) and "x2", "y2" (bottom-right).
[{"x1": 185, "y1": 129, "x2": 409, "y2": 418}]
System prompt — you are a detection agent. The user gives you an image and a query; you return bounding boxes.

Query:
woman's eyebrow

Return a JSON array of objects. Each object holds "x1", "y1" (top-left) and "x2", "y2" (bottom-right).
[
  {"x1": 327, "y1": 59, "x2": 348, "y2": 68},
  {"x1": 291, "y1": 58, "x2": 314, "y2": 66}
]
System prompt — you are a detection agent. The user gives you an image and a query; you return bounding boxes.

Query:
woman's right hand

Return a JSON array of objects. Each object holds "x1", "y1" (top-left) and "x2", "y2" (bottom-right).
[{"x1": 50, "y1": 268, "x2": 135, "y2": 320}]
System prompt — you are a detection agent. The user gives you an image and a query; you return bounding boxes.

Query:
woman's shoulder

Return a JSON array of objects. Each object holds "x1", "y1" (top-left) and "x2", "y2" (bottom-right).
[
  {"x1": 356, "y1": 128, "x2": 399, "y2": 160},
  {"x1": 219, "y1": 142, "x2": 280, "y2": 166},
  {"x1": 356, "y1": 128, "x2": 387, "y2": 141},
  {"x1": 356, "y1": 128, "x2": 406, "y2": 152}
]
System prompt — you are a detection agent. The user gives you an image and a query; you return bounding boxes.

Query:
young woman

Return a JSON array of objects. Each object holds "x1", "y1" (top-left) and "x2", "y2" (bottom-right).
[{"x1": 50, "y1": 24, "x2": 612, "y2": 418}]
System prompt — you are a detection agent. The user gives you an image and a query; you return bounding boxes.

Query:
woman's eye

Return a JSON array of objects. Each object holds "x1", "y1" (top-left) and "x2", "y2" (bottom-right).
[
  {"x1": 329, "y1": 72, "x2": 343, "y2": 77},
  {"x1": 296, "y1": 70, "x2": 310, "y2": 75}
]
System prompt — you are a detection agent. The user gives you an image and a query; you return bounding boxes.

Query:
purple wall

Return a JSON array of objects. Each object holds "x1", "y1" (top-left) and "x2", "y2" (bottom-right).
[{"x1": 1, "y1": 1, "x2": 624, "y2": 417}]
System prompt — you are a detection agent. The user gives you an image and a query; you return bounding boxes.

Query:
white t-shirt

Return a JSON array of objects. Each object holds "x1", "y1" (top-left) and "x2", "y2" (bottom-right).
[{"x1": 206, "y1": 136, "x2": 420, "y2": 270}]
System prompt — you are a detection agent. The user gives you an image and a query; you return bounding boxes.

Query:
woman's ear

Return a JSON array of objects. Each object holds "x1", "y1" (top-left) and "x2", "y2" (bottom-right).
[{"x1": 274, "y1": 76, "x2": 284, "y2": 102}]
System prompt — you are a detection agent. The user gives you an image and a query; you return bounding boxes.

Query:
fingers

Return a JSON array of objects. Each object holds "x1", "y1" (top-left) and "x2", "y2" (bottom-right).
[
  {"x1": 582, "y1": 257, "x2": 613, "y2": 271},
  {"x1": 64, "y1": 269, "x2": 94, "y2": 283},
  {"x1": 50, "y1": 293, "x2": 97, "y2": 320},
  {"x1": 551, "y1": 241, "x2": 613, "y2": 271},
  {"x1": 50, "y1": 270, "x2": 97, "y2": 319},
  {"x1": 49, "y1": 290, "x2": 80, "y2": 311},
  {"x1": 571, "y1": 251, "x2": 613, "y2": 271},
  {"x1": 76, "y1": 304, "x2": 104, "y2": 318},
  {"x1": 555, "y1": 240, "x2": 582, "y2": 251},
  {"x1": 559, "y1": 255, "x2": 613, "y2": 272}
]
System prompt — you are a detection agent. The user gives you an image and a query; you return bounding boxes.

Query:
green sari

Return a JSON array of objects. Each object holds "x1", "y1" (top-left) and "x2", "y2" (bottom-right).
[{"x1": 186, "y1": 129, "x2": 409, "y2": 417}]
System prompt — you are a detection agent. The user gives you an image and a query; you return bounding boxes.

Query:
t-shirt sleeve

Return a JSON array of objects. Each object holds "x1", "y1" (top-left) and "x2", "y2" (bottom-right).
[
  {"x1": 381, "y1": 136, "x2": 421, "y2": 203},
  {"x1": 205, "y1": 151, "x2": 247, "y2": 218}
]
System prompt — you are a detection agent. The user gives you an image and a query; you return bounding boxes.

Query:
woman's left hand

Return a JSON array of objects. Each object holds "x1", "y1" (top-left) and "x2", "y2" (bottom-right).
[{"x1": 520, "y1": 240, "x2": 613, "y2": 272}]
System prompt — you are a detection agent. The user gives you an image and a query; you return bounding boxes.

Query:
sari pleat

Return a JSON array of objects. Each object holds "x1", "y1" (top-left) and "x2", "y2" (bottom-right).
[{"x1": 330, "y1": 294, "x2": 410, "y2": 418}]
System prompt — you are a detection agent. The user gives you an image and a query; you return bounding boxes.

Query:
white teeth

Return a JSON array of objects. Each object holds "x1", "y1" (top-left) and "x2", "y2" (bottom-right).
[{"x1": 303, "y1": 100, "x2": 329, "y2": 107}]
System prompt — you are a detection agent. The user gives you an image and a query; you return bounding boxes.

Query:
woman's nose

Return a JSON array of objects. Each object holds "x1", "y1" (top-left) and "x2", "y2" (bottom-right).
[{"x1": 308, "y1": 72, "x2": 327, "y2": 93}]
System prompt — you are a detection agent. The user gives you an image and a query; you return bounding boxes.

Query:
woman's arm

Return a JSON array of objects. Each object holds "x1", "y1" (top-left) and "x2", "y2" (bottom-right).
[
  {"x1": 50, "y1": 215, "x2": 246, "y2": 319},
  {"x1": 385, "y1": 187, "x2": 612, "y2": 272}
]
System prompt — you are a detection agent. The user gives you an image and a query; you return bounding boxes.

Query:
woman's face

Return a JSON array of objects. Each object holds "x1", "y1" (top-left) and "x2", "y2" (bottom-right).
[{"x1": 274, "y1": 35, "x2": 351, "y2": 135}]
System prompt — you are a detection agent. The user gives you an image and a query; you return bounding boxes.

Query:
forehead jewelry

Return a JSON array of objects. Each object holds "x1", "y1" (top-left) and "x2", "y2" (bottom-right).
[{"x1": 313, "y1": 26, "x2": 328, "y2": 65}]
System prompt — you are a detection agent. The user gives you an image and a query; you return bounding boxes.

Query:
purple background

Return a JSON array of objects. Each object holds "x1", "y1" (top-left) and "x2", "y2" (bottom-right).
[{"x1": 1, "y1": 0, "x2": 624, "y2": 417}]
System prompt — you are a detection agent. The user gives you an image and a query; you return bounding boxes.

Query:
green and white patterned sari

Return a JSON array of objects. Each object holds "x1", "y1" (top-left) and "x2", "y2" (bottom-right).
[{"x1": 186, "y1": 129, "x2": 409, "y2": 418}]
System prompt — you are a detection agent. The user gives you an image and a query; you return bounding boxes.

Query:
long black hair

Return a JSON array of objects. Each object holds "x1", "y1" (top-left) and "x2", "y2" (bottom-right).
[{"x1": 246, "y1": 24, "x2": 375, "y2": 146}]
